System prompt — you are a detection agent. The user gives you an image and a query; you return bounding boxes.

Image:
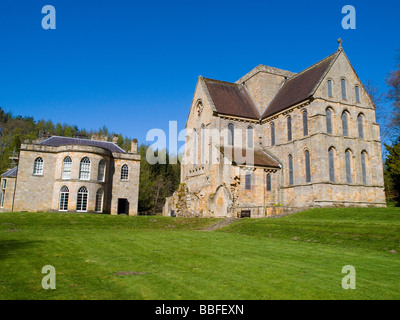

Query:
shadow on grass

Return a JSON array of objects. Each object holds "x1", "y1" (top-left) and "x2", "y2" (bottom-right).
[{"x1": 0, "y1": 240, "x2": 42, "y2": 260}]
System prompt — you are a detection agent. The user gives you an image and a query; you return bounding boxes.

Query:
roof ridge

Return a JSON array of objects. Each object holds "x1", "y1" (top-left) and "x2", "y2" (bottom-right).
[
  {"x1": 39, "y1": 136, "x2": 126, "y2": 153},
  {"x1": 285, "y1": 51, "x2": 339, "y2": 82},
  {"x1": 202, "y1": 77, "x2": 240, "y2": 87},
  {"x1": 260, "y1": 50, "x2": 340, "y2": 119}
]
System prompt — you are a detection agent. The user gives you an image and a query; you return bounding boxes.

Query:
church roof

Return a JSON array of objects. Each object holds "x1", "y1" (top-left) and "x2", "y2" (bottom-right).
[
  {"x1": 202, "y1": 77, "x2": 260, "y2": 120},
  {"x1": 201, "y1": 50, "x2": 340, "y2": 121},
  {"x1": 218, "y1": 146, "x2": 281, "y2": 168},
  {"x1": 1, "y1": 166, "x2": 18, "y2": 178},
  {"x1": 38, "y1": 136, "x2": 126, "y2": 153},
  {"x1": 261, "y1": 51, "x2": 339, "y2": 119}
]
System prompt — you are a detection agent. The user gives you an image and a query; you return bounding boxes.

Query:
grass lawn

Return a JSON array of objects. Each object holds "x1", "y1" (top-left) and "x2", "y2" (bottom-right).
[{"x1": 0, "y1": 208, "x2": 399, "y2": 300}]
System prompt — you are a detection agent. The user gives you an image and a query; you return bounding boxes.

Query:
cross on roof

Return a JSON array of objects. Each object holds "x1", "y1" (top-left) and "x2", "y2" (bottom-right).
[{"x1": 337, "y1": 38, "x2": 343, "y2": 50}]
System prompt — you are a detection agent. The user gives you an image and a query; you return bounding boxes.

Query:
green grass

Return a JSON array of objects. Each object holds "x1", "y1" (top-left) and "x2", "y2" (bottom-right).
[{"x1": 0, "y1": 208, "x2": 399, "y2": 300}]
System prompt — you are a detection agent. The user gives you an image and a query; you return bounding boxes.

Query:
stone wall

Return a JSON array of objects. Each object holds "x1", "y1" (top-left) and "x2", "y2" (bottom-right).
[{"x1": 11, "y1": 143, "x2": 140, "y2": 214}]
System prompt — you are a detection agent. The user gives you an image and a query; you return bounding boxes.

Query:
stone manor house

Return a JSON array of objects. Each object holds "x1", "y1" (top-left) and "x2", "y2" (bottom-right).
[
  {"x1": 164, "y1": 42, "x2": 386, "y2": 218},
  {"x1": 0, "y1": 135, "x2": 140, "y2": 215}
]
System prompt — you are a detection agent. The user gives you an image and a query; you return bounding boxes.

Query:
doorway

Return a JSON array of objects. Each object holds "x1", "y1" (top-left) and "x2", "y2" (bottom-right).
[{"x1": 117, "y1": 198, "x2": 129, "y2": 215}]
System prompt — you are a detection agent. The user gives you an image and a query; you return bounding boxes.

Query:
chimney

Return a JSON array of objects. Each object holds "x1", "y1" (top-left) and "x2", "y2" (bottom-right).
[
  {"x1": 112, "y1": 134, "x2": 119, "y2": 144},
  {"x1": 130, "y1": 139, "x2": 138, "y2": 153}
]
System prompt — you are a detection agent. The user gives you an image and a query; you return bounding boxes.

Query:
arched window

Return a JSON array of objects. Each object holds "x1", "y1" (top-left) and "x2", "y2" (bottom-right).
[
  {"x1": 288, "y1": 154, "x2": 294, "y2": 185},
  {"x1": 287, "y1": 116, "x2": 292, "y2": 141},
  {"x1": 302, "y1": 110, "x2": 308, "y2": 136},
  {"x1": 341, "y1": 78, "x2": 347, "y2": 100},
  {"x1": 97, "y1": 160, "x2": 105, "y2": 182},
  {"x1": 192, "y1": 129, "x2": 197, "y2": 166},
  {"x1": 62, "y1": 156, "x2": 72, "y2": 179},
  {"x1": 33, "y1": 157, "x2": 44, "y2": 175},
  {"x1": 245, "y1": 172, "x2": 252, "y2": 190},
  {"x1": 355, "y1": 86, "x2": 360, "y2": 103},
  {"x1": 228, "y1": 123, "x2": 234, "y2": 146},
  {"x1": 358, "y1": 114, "x2": 364, "y2": 139},
  {"x1": 247, "y1": 126, "x2": 254, "y2": 148},
  {"x1": 95, "y1": 188, "x2": 104, "y2": 213},
  {"x1": 121, "y1": 164, "x2": 129, "y2": 180},
  {"x1": 76, "y1": 186, "x2": 88, "y2": 212},
  {"x1": 342, "y1": 111, "x2": 349, "y2": 137},
  {"x1": 345, "y1": 149, "x2": 352, "y2": 183},
  {"x1": 328, "y1": 148, "x2": 335, "y2": 182},
  {"x1": 305, "y1": 150, "x2": 311, "y2": 183},
  {"x1": 266, "y1": 173, "x2": 271, "y2": 191},
  {"x1": 326, "y1": 108, "x2": 333, "y2": 134},
  {"x1": 327, "y1": 79, "x2": 333, "y2": 97},
  {"x1": 79, "y1": 157, "x2": 91, "y2": 180},
  {"x1": 59, "y1": 186, "x2": 69, "y2": 211},
  {"x1": 201, "y1": 124, "x2": 206, "y2": 164},
  {"x1": 361, "y1": 151, "x2": 367, "y2": 185},
  {"x1": 270, "y1": 122, "x2": 275, "y2": 146}
]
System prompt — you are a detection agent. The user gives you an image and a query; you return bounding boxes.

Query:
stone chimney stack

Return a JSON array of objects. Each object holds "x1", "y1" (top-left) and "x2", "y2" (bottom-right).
[
  {"x1": 112, "y1": 134, "x2": 119, "y2": 144},
  {"x1": 130, "y1": 139, "x2": 138, "y2": 154}
]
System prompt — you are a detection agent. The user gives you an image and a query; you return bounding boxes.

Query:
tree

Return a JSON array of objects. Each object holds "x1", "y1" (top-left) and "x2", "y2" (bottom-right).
[
  {"x1": 386, "y1": 54, "x2": 400, "y2": 134},
  {"x1": 384, "y1": 137, "x2": 400, "y2": 205}
]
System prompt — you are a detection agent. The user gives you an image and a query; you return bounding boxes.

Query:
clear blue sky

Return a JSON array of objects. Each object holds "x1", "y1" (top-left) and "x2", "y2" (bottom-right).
[{"x1": 0, "y1": 0, "x2": 399, "y2": 148}]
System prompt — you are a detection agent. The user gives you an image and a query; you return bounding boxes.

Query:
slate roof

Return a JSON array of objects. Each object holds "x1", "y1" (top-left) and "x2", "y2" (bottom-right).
[
  {"x1": 218, "y1": 146, "x2": 281, "y2": 168},
  {"x1": 1, "y1": 166, "x2": 18, "y2": 178},
  {"x1": 261, "y1": 51, "x2": 339, "y2": 119},
  {"x1": 202, "y1": 77, "x2": 260, "y2": 120},
  {"x1": 38, "y1": 136, "x2": 126, "y2": 153},
  {"x1": 201, "y1": 51, "x2": 339, "y2": 120}
]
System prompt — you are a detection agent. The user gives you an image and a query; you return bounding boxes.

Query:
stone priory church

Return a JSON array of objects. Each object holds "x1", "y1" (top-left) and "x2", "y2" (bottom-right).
[{"x1": 164, "y1": 41, "x2": 386, "y2": 218}]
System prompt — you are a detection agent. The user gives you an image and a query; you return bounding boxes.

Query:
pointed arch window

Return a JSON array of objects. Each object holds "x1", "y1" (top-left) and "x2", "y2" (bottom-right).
[
  {"x1": 76, "y1": 186, "x2": 88, "y2": 212},
  {"x1": 328, "y1": 148, "x2": 335, "y2": 182},
  {"x1": 228, "y1": 123, "x2": 234, "y2": 146},
  {"x1": 326, "y1": 108, "x2": 333, "y2": 134},
  {"x1": 287, "y1": 116, "x2": 292, "y2": 141},
  {"x1": 342, "y1": 111, "x2": 349, "y2": 137},
  {"x1": 271, "y1": 122, "x2": 275, "y2": 146},
  {"x1": 361, "y1": 151, "x2": 367, "y2": 185},
  {"x1": 193, "y1": 129, "x2": 197, "y2": 166},
  {"x1": 79, "y1": 157, "x2": 91, "y2": 180},
  {"x1": 327, "y1": 79, "x2": 333, "y2": 97},
  {"x1": 305, "y1": 150, "x2": 311, "y2": 183},
  {"x1": 341, "y1": 78, "x2": 347, "y2": 100},
  {"x1": 266, "y1": 173, "x2": 271, "y2": 191},
  {"x1": 121, "y1": 164, "x2": 129, "y2": 180},
  {"x1": 201, "y1": 124, "x2": 206, "y2": 164},
  {"x1": 345, "y1": 149, "x2": 352, "y2": 183},
  {"x1": 247, "y1": 126, "x2": 254, "y2": 148},
  {"x1": 245, "y1": 172, "x2": 252, "y2": 190},
  {"x1": 59, "y1": 186, "x2": 69, "y2": 212},
  {"x1": 288, "y1": 154, "x2": 294, "y2": 185},
  {"x1": 355, "y1": 86, "x2": 360, "y2": 103},
  {"x1": 95, "y1": 188, "x2": 104, "y2": 213},
  {"x1": 358, "y1": 114, "x2": 364, "y2": 139},
  {"x1": 62, "y1": 156, "x2": 72, "y2": 179},
  {"x1": 303, "y1": 110, "x2": 308, "y2": 136},
  {"x1": 33, "y1": 157, "x2": 44, "y2": 175}
]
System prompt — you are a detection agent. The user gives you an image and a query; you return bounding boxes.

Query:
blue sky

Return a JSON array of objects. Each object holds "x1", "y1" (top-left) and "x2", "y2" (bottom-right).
[{"x1": 0, "y1": 0, "x2": 399, "y2": 148}]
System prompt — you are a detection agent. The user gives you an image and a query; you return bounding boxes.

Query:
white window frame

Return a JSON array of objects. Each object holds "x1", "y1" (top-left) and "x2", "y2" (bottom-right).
[
  {"x1": 97, "y1": 160, "x2": 106, "y2": 182},
  {"x1": 79, "y1": 157, "x2": 91, "y2": 181},
  {"x1": 59, "y1": 186, "x2": 69, "y2": 212},
  {"x1": 33, "y1": 157, "x2": 44, "y2": 175},
  {"x1": 62, "y1": 156, "x2": 72, "y2": 180},
  {"x1": 76, "y1": 186, "x2": 88, "y2": 212},
  {"x1": 95, "y1": 188, "x2": 104, "y2": 213}
]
